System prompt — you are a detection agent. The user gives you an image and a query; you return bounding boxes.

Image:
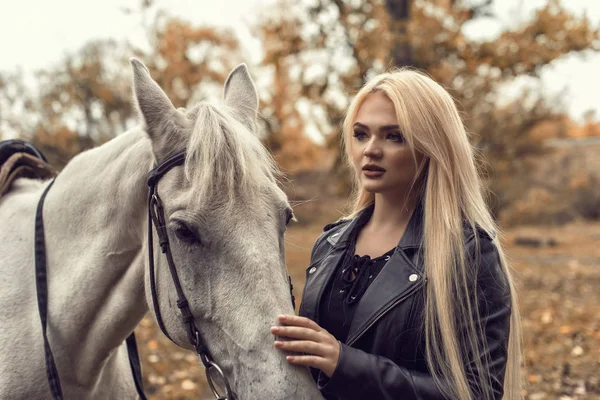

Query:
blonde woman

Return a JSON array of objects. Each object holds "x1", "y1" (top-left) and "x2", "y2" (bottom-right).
[{"x1": 271, "y1": 69, "x2": 522, "y2": 399}]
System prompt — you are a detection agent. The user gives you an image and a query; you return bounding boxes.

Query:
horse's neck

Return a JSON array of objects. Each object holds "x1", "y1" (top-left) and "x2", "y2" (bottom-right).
[{"x1": 44, "y1": 128, "x2": 153, "y2": 383}]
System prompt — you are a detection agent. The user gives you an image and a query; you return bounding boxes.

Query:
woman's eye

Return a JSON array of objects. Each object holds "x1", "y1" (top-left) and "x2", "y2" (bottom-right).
[
  {"x1": 353, "y1": 130, "x2": 367, "y2": 141},
  {"x1": 387, "y1": 132, "x2": 405, "y2": 143},
  {"x1": 172, "y1": 221, "x2": 200, "y2": 244}
]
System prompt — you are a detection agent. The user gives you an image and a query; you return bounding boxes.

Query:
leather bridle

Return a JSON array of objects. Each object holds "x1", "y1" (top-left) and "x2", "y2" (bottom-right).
[
  {"x1": 147, "y1": 151, "x2": 235, "y2": 400},
  {"x1": 29, "y1": 145, "x2": 296, "y2": 400}
]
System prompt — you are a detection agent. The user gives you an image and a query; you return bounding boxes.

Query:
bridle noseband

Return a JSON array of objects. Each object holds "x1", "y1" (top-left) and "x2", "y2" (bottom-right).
[{"x1": 147, "y1": 152, "x2": 235, "y2": 400}]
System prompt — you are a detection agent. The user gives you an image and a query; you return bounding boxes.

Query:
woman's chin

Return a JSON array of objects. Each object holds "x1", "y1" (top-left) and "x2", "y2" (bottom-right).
[{"x1": 361, "y1": 184, "x2": 384, "y2": 193}]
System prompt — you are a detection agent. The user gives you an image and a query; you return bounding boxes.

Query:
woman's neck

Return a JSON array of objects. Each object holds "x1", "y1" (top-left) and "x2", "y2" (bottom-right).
[
  {"x1": 354, "y1": 189, "x2": 420, "y2": 257},
  {"x1": 369, "y1": 189, "x2": 420, "y2": 231}
]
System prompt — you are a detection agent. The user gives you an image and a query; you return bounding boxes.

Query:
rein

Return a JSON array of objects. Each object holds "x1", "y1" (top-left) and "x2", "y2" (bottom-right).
[{"x1": 34, "y1": 178, "x2": 147, "y2": 400}]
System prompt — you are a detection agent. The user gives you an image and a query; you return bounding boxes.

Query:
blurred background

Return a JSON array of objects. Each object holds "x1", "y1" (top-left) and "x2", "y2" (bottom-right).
[{"x1": 2, "y1": 0, "x2": 599, "y2": 398}]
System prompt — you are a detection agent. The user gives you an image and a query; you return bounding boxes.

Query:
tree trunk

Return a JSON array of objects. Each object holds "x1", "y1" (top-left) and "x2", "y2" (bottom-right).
[{"x1": 385, "y1": 0, "x2": 412, "y2": 67}]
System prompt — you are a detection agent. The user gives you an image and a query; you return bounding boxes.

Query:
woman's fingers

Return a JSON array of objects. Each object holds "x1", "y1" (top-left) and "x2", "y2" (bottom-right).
[
  {"x1": 272, "y1": 315, "x2": 331, "y2": 342},
  {"x1": 285, "y1": 353, "x2": 338, "y2": 377},
  {"x1": 277, "y1": 315, "x2": 322, "y2": 331},
  {"x1": 274, "y1": 339, "x2": 325, "y2": 356},
  {"x1": 271, "y1": 325, "x2": 321, "y2": 341},
  {"x1": 285, "y1": 354, "x2": 327, "y2": 370}
]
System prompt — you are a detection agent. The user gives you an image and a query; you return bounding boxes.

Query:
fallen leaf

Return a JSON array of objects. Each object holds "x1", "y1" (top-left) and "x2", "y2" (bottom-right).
[
  {"x1": 181, "y1": 379, "x2": 197, "y2": 391},
  {"x1": 541, "y1": 310, "x2": 553, "y2": 324},
  {"x1": 559, "y1": 325, "x2": 572, "y2": 334},
  {"x1": 571, "y1": 346, "x2": 584, "y2": 357}
]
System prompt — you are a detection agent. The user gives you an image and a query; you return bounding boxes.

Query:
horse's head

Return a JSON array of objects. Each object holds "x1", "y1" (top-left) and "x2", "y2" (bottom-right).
[{"x1": 130, "y1": 59, "x2": 320, "y2": 398}]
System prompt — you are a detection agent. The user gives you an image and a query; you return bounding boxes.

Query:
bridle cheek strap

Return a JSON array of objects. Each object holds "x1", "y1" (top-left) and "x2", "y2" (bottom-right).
[
  {"x1": 148, "y1": 185, "x2": 208, "y2": 355},
  {"x1": 147, "y1": 188, "x2": 173, "y2": 342},
  {"x1": 147, "y1": 152, "x2": 234, "y2": 399}
]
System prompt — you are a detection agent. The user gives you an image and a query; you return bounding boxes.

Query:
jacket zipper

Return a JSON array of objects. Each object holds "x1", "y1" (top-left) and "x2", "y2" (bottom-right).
[{"x1": 346, "y1": 281, "x2": 424, "y2": 347}]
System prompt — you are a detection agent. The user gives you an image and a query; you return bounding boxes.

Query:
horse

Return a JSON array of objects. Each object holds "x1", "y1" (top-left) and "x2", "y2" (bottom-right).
[{"x1": 0, "y1": 59, "x2": 322, "y2": 399}]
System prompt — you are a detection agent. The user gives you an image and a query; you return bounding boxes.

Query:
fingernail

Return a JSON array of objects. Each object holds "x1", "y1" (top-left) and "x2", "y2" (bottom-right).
[
  {"x1": 274, "y1": 341, "x2": 282, "y2": 348},
  {"x1": 279, "y1": 315, "x2": 286, "y2": 321},
  {"x1": 271, "y1": 326, "x2": 279, "y2": 333},
  {"x1": 286, "y1": 355, "x2": 293, "y2": 361}
]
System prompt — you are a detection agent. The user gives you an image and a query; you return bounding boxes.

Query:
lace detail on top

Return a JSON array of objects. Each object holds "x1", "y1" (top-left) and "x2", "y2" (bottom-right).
[{"x1": 339, "y1": 248, "x2": 395, "y2": 305}]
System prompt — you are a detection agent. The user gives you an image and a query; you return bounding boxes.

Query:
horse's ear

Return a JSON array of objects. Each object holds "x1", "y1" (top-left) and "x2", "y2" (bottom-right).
[
  {"x1": 130, "y1": 58, "x2": 177, "y2": 140},
  {"x1": 223, "y1": 63, "x2": 259, "y2": 131}
]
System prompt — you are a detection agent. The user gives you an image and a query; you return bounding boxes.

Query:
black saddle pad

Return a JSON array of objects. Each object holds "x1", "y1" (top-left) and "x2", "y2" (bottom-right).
[
  {"x1": 0, "y1": 139, "x2": 49, "y2": 166},
  {"x1": 0, "y1": 140, "x2": 55, "y2": 197}
]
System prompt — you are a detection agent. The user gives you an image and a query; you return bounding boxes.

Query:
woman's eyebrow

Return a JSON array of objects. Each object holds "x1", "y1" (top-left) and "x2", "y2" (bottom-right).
[
  {"x1": 353, "y1": 122, "x2": 401, "y2": 131},
  {"x1": 353, "y1": 122, "x2": 369, "y2": 130}
]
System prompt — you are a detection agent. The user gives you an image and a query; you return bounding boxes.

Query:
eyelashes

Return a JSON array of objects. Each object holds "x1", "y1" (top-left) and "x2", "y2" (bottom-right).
[
  {"x1": 353, "y1": 130, "x2": 368, "y2": 140},
  {"x1": 386, "y1": 133, "x2": 405, "y2": 143},
  {"x1": 352, "y1": 130, "x2": 405, "y2": 143}
]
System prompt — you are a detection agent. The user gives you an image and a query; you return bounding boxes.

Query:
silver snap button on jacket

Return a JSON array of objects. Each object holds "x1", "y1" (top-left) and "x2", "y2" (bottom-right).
[
  {"x1": 409, "y1": 274, "x2": 418, "y2": 282},
  {"x1": 309, "y1": 267, "x2": 317, "y2": 274}
]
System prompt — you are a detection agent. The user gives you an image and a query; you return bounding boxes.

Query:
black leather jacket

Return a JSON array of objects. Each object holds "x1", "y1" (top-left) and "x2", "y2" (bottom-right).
[{"x1": 299, "y1": 204, "x2": 511, "y2": 399}]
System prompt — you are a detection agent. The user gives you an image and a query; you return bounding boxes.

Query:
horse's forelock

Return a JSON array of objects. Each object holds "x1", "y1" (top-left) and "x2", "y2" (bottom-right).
[{"x1": 184, "y1": 102, "x2": 280, "y2": 209}]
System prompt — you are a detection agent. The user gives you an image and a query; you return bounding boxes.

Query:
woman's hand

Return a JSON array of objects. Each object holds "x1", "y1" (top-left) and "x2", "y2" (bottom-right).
[{"x1": 271, "y1": 315, "x2": 340, "y2": 377}]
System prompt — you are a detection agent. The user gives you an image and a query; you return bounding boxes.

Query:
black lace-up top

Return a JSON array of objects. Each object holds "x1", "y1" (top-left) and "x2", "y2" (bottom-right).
[{"x1": 318, "y1": 210, "x2": 395, "y2": 344}]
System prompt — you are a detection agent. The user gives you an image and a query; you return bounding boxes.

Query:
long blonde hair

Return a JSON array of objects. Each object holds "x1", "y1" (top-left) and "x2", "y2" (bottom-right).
[{"x1": 341, "y1": 69, "x2": 522, "y2": 400}]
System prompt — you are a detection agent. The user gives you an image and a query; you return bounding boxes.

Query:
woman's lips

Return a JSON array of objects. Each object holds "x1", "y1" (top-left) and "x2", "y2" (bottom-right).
[
  {"x1": 363, "y1": 170, "x2": 384, "y2": 178},
  {"x1": 362, "y1": 165, "x2": 385, "y2": 178}
]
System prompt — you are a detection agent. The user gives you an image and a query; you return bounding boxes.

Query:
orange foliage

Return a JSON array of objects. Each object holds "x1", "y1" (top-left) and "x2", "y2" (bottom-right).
[
  {"x1": 142, "y1": 16, "x2": 242, "y2": 108},
  {"x1": 254, "y1": 0, "x2": 600, "y2": 214},
  {"x1": 4, "y1": 13, "x2": 244, "y2": 167},
  {"x1": 2, "y1": 0, "x2": 599, "y2": 216},
  {"x1": 566, "y1": 120, "x2": 600, "y2": 138},
  {"x1": 31, "y1": 125, "x2": 94, "y2": 169}
]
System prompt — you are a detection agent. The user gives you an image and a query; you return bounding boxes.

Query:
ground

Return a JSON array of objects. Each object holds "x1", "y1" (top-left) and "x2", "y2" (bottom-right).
[{"x1": 135, "y1": 220, "x2": 600, "y2": 399}]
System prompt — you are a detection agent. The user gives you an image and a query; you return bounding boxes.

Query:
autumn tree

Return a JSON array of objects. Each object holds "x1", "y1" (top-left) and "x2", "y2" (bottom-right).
[
  {"x1": 0, "y1": 70, "x2": 38, "y2": 142},
  {"x1": 136, "y1": 11, "x2": 244, "y2": 108},
  {"x1": 254, "y1": 0, "x2": 600, "y2": 215},
  {"x1": 3, "y1": 2, "x2": 245, "y2": 168}
]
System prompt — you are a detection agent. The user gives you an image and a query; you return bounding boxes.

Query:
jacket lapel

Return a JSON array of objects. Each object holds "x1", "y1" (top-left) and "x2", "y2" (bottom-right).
[
  {"x1": 300, "y1": 245, "x2": 344, "y2": 322},
  {"x1": 345, "y1": 202, "x2": 426, "y2": 346},
  {"x1": 299, "y1": 217, "x2": 356, "y2": 323}
]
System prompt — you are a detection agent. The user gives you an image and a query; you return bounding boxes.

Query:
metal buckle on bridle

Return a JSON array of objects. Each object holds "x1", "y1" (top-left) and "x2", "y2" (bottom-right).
[
  {"x1": 192, "y1": 331, "x2": 234, "y2": 399},
  {"x1": 205, "y1": 358, "x2": 234, "y2": 400}
]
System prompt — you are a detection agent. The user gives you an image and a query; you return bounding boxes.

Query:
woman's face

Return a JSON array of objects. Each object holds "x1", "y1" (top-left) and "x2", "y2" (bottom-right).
[{"x1": 350, "y1": 91, "x2": 423, "y2": 196}]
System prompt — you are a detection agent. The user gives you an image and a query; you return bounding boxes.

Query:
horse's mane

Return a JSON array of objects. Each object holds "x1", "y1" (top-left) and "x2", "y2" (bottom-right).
[{"x1": 184, "y1": 102, "x2": 280, "y2": 207}]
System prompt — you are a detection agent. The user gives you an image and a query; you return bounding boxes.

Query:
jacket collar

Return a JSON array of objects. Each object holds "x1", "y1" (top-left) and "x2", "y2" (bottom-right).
[{"x1": 326, "y1": 200, "x2": 424, "y2": 250}]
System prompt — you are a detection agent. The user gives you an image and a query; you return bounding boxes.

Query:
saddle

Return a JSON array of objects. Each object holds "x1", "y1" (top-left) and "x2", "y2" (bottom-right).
[{"x1": 0, "y1": 140, "x2": 56, "y2": 197}]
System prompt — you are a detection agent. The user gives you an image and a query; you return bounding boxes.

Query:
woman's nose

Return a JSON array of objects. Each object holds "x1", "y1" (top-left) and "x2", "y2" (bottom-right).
[{"x1": 363, "y1": 138, "x2": 382, "y2": 158}]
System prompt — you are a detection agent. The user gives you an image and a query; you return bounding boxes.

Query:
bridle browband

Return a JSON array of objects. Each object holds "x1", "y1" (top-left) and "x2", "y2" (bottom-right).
[{"x1": 147, "y1": 151, "x2": 235, "y2": 400}]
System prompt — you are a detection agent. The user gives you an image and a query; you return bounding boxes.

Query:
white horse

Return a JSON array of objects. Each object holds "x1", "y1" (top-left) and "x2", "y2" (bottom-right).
[{"x1": 0, "y1": 59, "x2": 322, "y2": 399}]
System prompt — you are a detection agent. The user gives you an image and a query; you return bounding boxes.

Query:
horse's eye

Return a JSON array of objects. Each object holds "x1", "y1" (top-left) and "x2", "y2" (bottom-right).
[
  {"x1": 285, "y1": 209, "x2": 294, "y2": 226},
  {"x1": 172, "y1": 221, "x2": 200, "y2": 244}
]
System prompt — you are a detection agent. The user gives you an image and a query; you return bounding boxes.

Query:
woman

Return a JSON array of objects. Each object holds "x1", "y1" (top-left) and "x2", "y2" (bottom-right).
[{"x1": 271, "y1": 69, "x2": 522, "y2": 399}]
